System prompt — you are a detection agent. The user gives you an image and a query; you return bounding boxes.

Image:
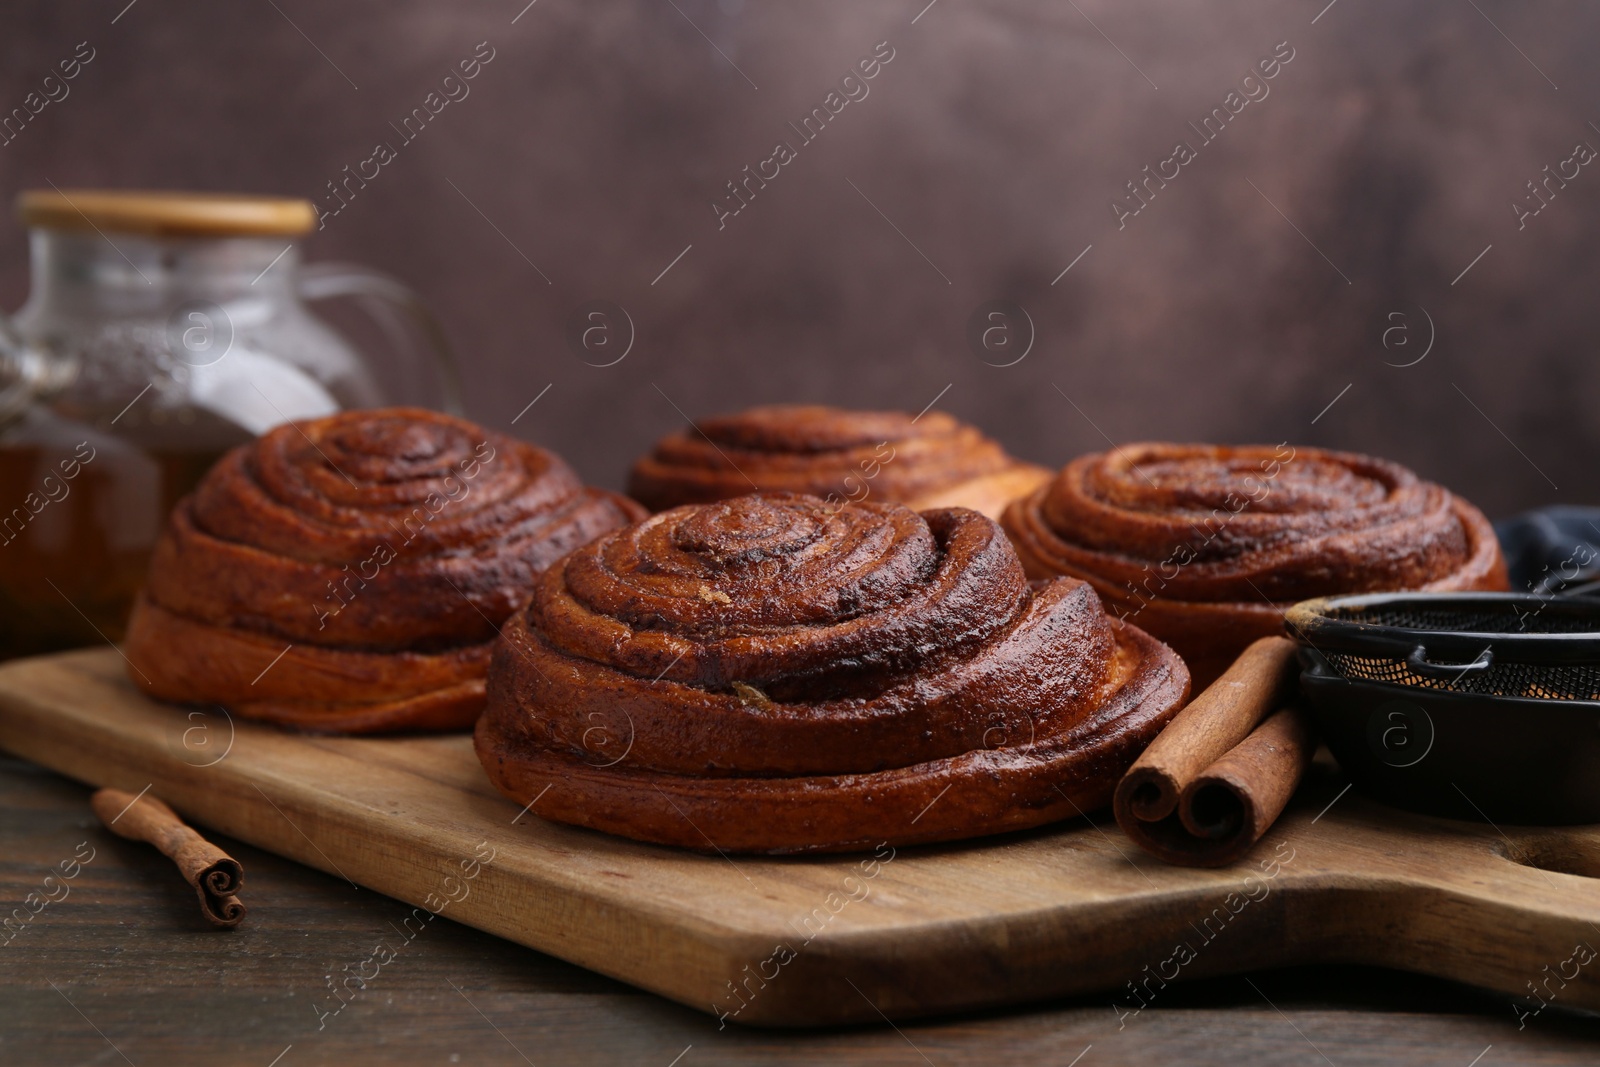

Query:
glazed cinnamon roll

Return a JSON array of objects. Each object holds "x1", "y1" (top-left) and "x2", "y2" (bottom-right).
[
  {"x1": 476, "y1": 492, "x2": 1189, "y2": 853},
  {"x1": 627, "y1": 404, "x2": 1050, "y2": 520},
  {"x1": 123, "y1": 408, "x2": 643, "y2": 733},
  {"x1": 1002, "y1": 443, "x2": 1509, "y2": 686}
]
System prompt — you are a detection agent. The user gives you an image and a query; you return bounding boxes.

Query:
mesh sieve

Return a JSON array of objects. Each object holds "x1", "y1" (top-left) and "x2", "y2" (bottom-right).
[
  {"x1": 1318, "y1": 650, "x2": 1600, "y2": 701},
  {"x1": 1285, "y1": 593, "x2": 1600, "y2": 703},
  {"x1": 1316, "y1": 602, "x2": 1598, "y2": 636}
]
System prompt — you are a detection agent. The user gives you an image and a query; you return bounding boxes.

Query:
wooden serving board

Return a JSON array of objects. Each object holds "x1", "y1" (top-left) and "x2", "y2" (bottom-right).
[{"x1": 3, "y1": 648, "x2": 1599, "y2": 1028}]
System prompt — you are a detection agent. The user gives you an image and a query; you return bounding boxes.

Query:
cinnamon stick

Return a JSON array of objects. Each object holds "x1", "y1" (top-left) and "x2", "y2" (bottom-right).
[
  {"x1": 1114, "y1": 637, "x2": 1313, "y2": 867},
  {"x1": 90, "y1": 788, "x2": 246, "y2": 927}
]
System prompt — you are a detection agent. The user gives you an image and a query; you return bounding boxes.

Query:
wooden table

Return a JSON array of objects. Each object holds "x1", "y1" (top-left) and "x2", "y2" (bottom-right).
[{"x1": 3, "y1": 754, "x2": 1596, "y2": 1066}]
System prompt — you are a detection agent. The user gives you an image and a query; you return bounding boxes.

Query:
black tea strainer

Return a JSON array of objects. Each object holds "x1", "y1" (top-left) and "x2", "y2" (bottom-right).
[{"x1": 1285, "y1": 592, "x2": 1600, "y2": 825}]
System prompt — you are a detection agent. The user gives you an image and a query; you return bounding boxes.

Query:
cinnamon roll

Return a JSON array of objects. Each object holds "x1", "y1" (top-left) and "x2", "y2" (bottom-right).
[
  {"x1": 1002, "y1": 443, "x2": 1509, "y2": 686},
  {"x1": 476, "y1": 492, "x2": 1189, "y2": 853},
  {"x1": 123, "y1": 408, "x2": 644, "y2": 733},
  {"x1": 627, "y1": 404, "x2": 1050, "y2": 520}
]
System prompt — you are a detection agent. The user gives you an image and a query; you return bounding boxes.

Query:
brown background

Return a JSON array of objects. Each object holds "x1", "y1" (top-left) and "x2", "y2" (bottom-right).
[{"x1": 1, "y1": 0, "x2": 1596, "y2": 517}]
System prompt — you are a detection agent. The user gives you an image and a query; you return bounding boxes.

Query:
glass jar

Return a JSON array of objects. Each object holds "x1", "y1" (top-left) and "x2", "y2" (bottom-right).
[{"x1": 0, "y1": 189, "x2": 460, "y2": 657}]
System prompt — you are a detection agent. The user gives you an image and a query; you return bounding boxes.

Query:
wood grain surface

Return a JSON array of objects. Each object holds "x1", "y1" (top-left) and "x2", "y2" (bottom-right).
[
  {"x1": 7, "y1": 755, "x2": 1600, "y2": 1067},
  {"x1": 2, "y1": 649, "x2": 1600, "y2": 1049}
]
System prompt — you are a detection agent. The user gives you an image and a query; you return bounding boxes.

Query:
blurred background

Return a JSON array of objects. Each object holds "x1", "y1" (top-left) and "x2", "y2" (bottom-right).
[{"x1": 1, "y1": 0, "x2": 1595, "y2": 521}]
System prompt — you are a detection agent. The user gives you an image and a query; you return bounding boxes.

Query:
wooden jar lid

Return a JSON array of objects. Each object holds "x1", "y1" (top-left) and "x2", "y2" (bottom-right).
[{"x1": 16, "y1": 189, "x2": 317, "y2": 237}]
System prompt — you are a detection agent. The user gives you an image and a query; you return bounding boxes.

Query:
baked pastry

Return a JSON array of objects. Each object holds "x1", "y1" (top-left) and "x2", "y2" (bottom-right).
[
  {"x1": 122, "y1": 408, "x2": 644, "y2": 733},
  {"x1": 627, "y1": 404, "x2": 1050, "y2": 520},
  {"x1": 1002, "y1": 443, "x2": 1509, "y2": 687},
  {"x1": 476, "y1": 492, "x2": 1189, "y2": 853}
]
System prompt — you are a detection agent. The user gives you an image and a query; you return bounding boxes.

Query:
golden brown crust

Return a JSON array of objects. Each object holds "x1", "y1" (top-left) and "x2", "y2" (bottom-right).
[
  {"x1": 125, "y1": 596, "x2": 490, "y2": 732},
  {"x1": 122, "y1": 407, "x2": 644, "y2": 733},
  {"x1": 627, "y1": 404, "x2": 1048, "y2": 520},
  {"x1": 476, "y1": 492, "x2": 1189, "y2": 853},
  {"x1": 911, "y1": 462, "x2": 1054, "y2": 522},
  {"x1": 1001, "y1": 442, "x2": 1510, "y2": 685}
]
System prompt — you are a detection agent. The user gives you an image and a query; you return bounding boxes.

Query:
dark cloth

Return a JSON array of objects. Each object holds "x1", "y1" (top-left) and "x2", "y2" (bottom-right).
[{"x1": 1494, "y1": 507, "x2": 1600, "y2": 595}]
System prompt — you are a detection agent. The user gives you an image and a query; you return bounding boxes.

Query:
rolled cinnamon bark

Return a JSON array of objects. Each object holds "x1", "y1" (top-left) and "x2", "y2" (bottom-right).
[
  {"x1": 1113, "y1": 637, "x2": 1313, "y2": 867},
  {"x1": 91, "y1": 788, "x2": 245, "y2": 927}
]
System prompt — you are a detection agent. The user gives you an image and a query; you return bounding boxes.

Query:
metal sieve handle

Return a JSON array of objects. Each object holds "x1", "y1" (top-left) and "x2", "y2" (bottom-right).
[{"x1": 1406, "y1": 644, "x2": 1494, "y2": 680}]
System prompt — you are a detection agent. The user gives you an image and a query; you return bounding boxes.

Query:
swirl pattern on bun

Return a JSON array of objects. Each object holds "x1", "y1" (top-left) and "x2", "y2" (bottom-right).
[
  {"x1": 1002, "y1": 443, "x2": 1508, "y2": 685},
  {"x1": 627, "y1": 404, "x2": 1050, "y2": 520},
  {"x1": 123, "y1": 407, "x2": 644, "y2": 733},
  {"x1": 476, "y1": 492, "x2": 1188, "y2": 853}
]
